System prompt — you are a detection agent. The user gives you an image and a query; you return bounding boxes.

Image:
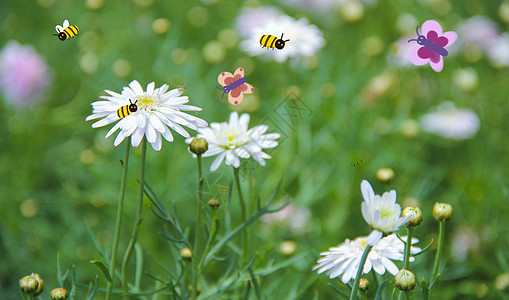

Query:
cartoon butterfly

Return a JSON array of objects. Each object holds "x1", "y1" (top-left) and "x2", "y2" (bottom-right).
[
  {"x1": 408, "y1": 20, "x2": 457, "y2": 72},
  {"x1": 216, "y1": 67, "x2": 254, "y2": 105}
]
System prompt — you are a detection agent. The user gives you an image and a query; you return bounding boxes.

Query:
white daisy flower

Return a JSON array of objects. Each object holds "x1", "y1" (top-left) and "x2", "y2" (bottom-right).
[
  {"x1": 361, "y1": 180, "x2": 411, "y2": 246},
  {"x1": 486, "y1": 33, "x2": 509, "y2": 68},
  {"x1": 420, "y1": 102, "x2": 480, "y2": 140},
  {"x1": 86, "y1": 80, "x2": 208, "y2": 151},
  {"x1": 186, "y1": 111, "x2": 280, "y2": 171},
  {"x1": 313, "y1": 234, "x2": 420, "y2": 284},
  {"x1": 236, "y1": 7, "x2": 325, "y2": 62}
]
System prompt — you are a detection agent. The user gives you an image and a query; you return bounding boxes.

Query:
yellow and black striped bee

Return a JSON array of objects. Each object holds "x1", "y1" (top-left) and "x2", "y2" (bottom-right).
[
  {"x1": 259, "y1": 33, "x2": 290, "y2": 50},
  {"x1": 54, "y1": 20, "x2": 79, "y2": 41},
  {"x1": 117, "y1": 99, "x2": 138, "y2": 119}
]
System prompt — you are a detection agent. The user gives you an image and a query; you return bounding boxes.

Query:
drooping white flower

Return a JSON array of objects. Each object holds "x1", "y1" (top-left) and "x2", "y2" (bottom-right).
[
  {"x1": 420, "y1": 102, "x2": 480, "y2": 140},
  {"x1": 361, "y1": 180, "x2": 411, "y2": 245},
  {"x1": 455, "y1": 16, "x2": 499, "y2": 49},
  {"x1": 262, "y1": 202, "x2": 311, "y2": 233},
  {"x1": 236, "y1": 7, "x2": 325, "y2": 62},
  {"x1": 86, "y1": 80, "x2": 207, "y2": 151},
  {"x1": 313, "y1": 234, "x2": 420, "y2": 284},
  {"x1": 186, "y1": 111, "x2": 280, "y2": 171}
]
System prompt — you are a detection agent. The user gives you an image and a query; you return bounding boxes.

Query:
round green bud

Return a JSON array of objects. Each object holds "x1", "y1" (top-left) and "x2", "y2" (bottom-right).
[
  {"x1": 180, "y1": 247, "x2": 192, "y2": 262},
  {"x1": 19, "y1": 273, "x2": 44, "y2": 296},
  {"x1": 279, "y1": 240, "x2": 297, "y2": 256},
  {"x1": 359, "y1": 278, "x2": 369, "y2": 292},
  {"x1": 208, "y1": 198, "x2": 220, "y2": 210},
  {"x1": 376, "y1": 167, "x2": 394, "y2": 182},
  {"x1": 189, "y1": 138, "x2": 208, "y2": 156},
  {"x1": 50, "y1": 288, "x2": 68, "y2": 300},
  {"x1": 433, "y1": 202, "x2": 453, "y2": 222},
  {"x1": 402, "y1": 207, "x2": 423, "y2": 228},
  {"x1": 395, "y1": 269, "x2": 416, "y2": 291}
]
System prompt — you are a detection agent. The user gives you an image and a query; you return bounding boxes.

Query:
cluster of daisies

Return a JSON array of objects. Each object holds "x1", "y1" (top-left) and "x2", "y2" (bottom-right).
[
  {"x1": 313, "y1": 180, "x2": 420, "y2": 283},
  {"x1": 86, "y1": 80, "x2": 280, "y2": 171}
]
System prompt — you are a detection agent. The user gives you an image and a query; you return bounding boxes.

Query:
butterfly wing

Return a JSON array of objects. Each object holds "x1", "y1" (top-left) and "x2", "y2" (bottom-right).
[
  {"x1": 233, "y1": 67, "x2": 245, "y2": 78},
  {"x1": 218, "y1": 71, "x2": 234, "y2": 87},
  {"x1": 242, "y1": 83, "x2": 255, "y2": 95},
  {"x1": 63, "y1": 19, "x2": 70, "y2": 28},
  {"x1": 421, "y1": 20, "x2": 442, "y2": 35},
  {"x1": 228, "y1": 89, "x2": 244, "y2": 105},
  {"x1": 442, "y1": 31, "x2": 457, "y2": 47}
]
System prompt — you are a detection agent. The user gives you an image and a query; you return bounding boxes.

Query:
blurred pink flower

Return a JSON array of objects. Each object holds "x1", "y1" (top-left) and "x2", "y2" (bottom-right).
[
  {"x1": 451, "y1": 227, "x2": 480, "y2": 262},
  {"x1": 456, "y1": 16, "x2": 499, "y2": 49},
  {"x1": 0, "y1": 41, "x2": 51, "y2": 108},
  {"x1": 262, "y1": 202, "x2": 311, "y2": 233}
]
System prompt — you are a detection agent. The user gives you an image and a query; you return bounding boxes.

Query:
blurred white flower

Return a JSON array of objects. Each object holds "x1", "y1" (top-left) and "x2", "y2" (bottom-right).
[
  {"x1": 186, "y1": 112, "x2": 280, "y2": 171},
  {"x1": 387, "y1": 36, "x2": 417, "y2": 67},
  {"x1": 86, "y1": 80, "x2": 207, "y2": 151},
  {"x1": 456, "y1": 16, "x2": 499, "y2": 49},
  {"x1": 235, "y1": 7, "x2": 283, "y2": 38},
  {"x1": 262, "y1": 203, "x2": 311, "y2": 233},
  {"x1": 420, "y1": 102, "x2": 480, "y2": 140},
  {"x1": 280, "y1": 0, "x2": 337, "y2": 12},
  {"x1": 451, "y1": 227, "x2": 480, "y2": 262},
  {"x1": 236, "y1": 7, "x2": 325, "y2": 62},
  {"x1": 486, "y1": 33, "x2": 509, "y2": 67},
  {"x1": 0, "y1": 41, "x2": 51, "y2": 108},
  {"x1": 361, "y1": 180, "x2": 410, "y2": 245},
  {"x1": 313, "y1": 234, "x2": 420, "y2": 283}
]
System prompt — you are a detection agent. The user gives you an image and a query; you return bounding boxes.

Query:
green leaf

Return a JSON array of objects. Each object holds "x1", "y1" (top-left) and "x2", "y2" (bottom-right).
[
  {"x1": 413, "y1": 239, "x2": 434, "y2": 257},
  {"x1": 375, "y1": 280, "x2": 390, "y2": 300},
  {"x1": 86, "y1": 276, "x2": 99, "y2": 300},
  {"x1": 89, "y1": 260, "x2": 112, "y2": 283},
  {"x1": 327, "y1": 283, "x2": 349, "y2": 299}
]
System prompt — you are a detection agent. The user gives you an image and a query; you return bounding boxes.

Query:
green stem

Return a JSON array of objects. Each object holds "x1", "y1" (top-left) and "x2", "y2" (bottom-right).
[
  {"x1": 121, "y1": 138, "x2": 147, "y2": 298},
  {"x1": 191, "y1": 155, "x2": 203, "y2": 300},
  {"x1": 349, "y1": 244, "x2": 372, "y2": 300},
  {"x1": 233, "y1": 167, "x2": 248, "y2": 263},
  {"x1": 403, "y1": 227, "x2": 414, "y2": 270},
  {"x1": 198, "y1": 211, "x2": 217, "y2": 273},
  {"x1": 431, "y1": 222, "x2": 446, "y2": 286},
  {"x1": 106, "y1": 138, "x2": 131, "y2": 300}
]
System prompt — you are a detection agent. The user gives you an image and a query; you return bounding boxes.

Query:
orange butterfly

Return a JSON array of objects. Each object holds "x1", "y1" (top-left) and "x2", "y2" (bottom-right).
[{"x1": 216, "y1": 67, "x2": 255, "y2": 105}]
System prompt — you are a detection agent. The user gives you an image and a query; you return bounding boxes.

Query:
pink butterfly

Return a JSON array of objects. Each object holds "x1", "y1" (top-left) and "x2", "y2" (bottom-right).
[
  {"x1": 216, "y1": 67, "x2": 255, "y2": 105},
  {"x1": 408, "y1": 20, "x2": 457, "y2": 72}
]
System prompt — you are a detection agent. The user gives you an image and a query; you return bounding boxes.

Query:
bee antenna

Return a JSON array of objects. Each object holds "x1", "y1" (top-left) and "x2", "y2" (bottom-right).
[
  {"x1": 53, "y1": 34, "x2": 58, "y2": 36},
  {"x1": 281, "y1": 33, "x2": 284, "y2": 39},
  {"x1": 284, "y1": 39, "x2": 290, "y2": 42}
]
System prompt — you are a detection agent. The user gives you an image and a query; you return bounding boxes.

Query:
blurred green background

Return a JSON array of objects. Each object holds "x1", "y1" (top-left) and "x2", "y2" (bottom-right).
[{"x1": 1, "y1": 0, "x2": 509, "y2": 299}]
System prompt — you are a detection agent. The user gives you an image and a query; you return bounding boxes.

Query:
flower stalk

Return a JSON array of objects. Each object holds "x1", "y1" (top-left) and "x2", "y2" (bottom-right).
[
  {"x1": 233, "y1": 167, "x2": 248, "y2": 262},
  {"x1": 191, "y1": 155, "x2": 204, "y2": 300},
  {"x1": 431, "y1": 221, "x2": 445, "y2": 285},
  {"x1": 106, "y1": 139, "x2": 131, "y2": 300},
  {"x1": 121, "y1": 138, "x2": 147, "y2": 298},
  {"x1": 349, "y1": 244, "x2": 372, "y2": 300}
]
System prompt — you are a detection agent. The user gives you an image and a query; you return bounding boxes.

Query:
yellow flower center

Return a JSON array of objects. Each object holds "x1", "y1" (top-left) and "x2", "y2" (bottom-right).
[
  {"x1": 137, "y1": 96, "x2": 159, "y2": 112},
  {"x1": 380, "y1": 207, "x2": 392, "y2": 219}
]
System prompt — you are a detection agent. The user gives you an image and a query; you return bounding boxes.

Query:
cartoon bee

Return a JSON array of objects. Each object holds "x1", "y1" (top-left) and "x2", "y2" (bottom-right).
[
  {"x1": 54, "y1": 20, "x2": 79, "y2": 41},
  {"x1": 259, "y1": 33, "x2": 290, "y2": 50},
  {"x1": 116, "y1": 99, "x2": 138, "y2": 119}
]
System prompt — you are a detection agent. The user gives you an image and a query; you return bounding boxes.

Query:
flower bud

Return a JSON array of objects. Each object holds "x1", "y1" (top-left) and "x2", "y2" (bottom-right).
[
  {"x1": 189, "y1": 138, "x2": 208, "y2": 156},
  {"x1": 279, "y1": 240, "x2": 297, "y2": 256},
  {"x1": 359, "y1": 278, "x2": 369, "y2": 292},
  {"x1": 433, "y1": 202, "x2": 453, "y2": 222},
  {"x1": 180, "y1": 247, "x2": 192, "y2": 262},
  {"x1": 376, "y1": 167, "x2": 394, "y2": 182},
  {"x1": 208, "y1": 198, "x2": 220, "y2": 210},
  {"x1": 19, "y1": 273, "x2": 44, "y2": 296},
  {"x1": 395, "y1": 269, "x2": 416, "y2": 291},
  {"x1": 402, "y1": 207, "x2": 423, "y2": 228},
  {"x1": 50, "y1": 288, "x2": 68, "y2": 300}
]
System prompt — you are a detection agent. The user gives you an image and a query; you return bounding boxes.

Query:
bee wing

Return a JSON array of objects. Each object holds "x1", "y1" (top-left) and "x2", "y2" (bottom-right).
[
  {"x1": 63, "y1": 19, "x2": 70, "y2": 28},
  {"x1": 242, "y1": 83, "x2": 255, "y2": 95},
  {"x1": 55, "y1": 25, "x2": 64, "y2": 32},
  {"x1": 218, "y1": 71, "x2": 234, "y2": 87},
  {"x1": 228, "y1": 89, "x2": 244, "y2": 105},
  {"x1": 233, "y1": 67, "x2": 245, "y2": 78}
]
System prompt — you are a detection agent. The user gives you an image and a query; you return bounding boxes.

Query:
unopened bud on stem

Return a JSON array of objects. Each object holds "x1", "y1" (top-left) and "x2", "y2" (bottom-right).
[
  {"x1": 50, "y1": 288, "x2": 68, "y2": 300},
  {"x1": 402, "y1": 207, "x2": 423, "y2": 228},
  {"x1": 19, "y1": 273, "x2": 44, "y2": 296},
  {"x1": 189, "y1": 138, "x2": 208, "y2": 156},
  {"x1": 208, "y1": 198, "x2": 220, "y2": 209},
  {"x1": 359, "y1": 278, "x2": 369, "y2": 292},
  {"x1": 433, "y1": 202, "x2": 453, "y2": 222},
  {"x1": 395, "y1": 269, "x2": 416, "y2": 291},
  {"x1": 180, "y1": 247, "x2": 192, "y2": 262}
]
